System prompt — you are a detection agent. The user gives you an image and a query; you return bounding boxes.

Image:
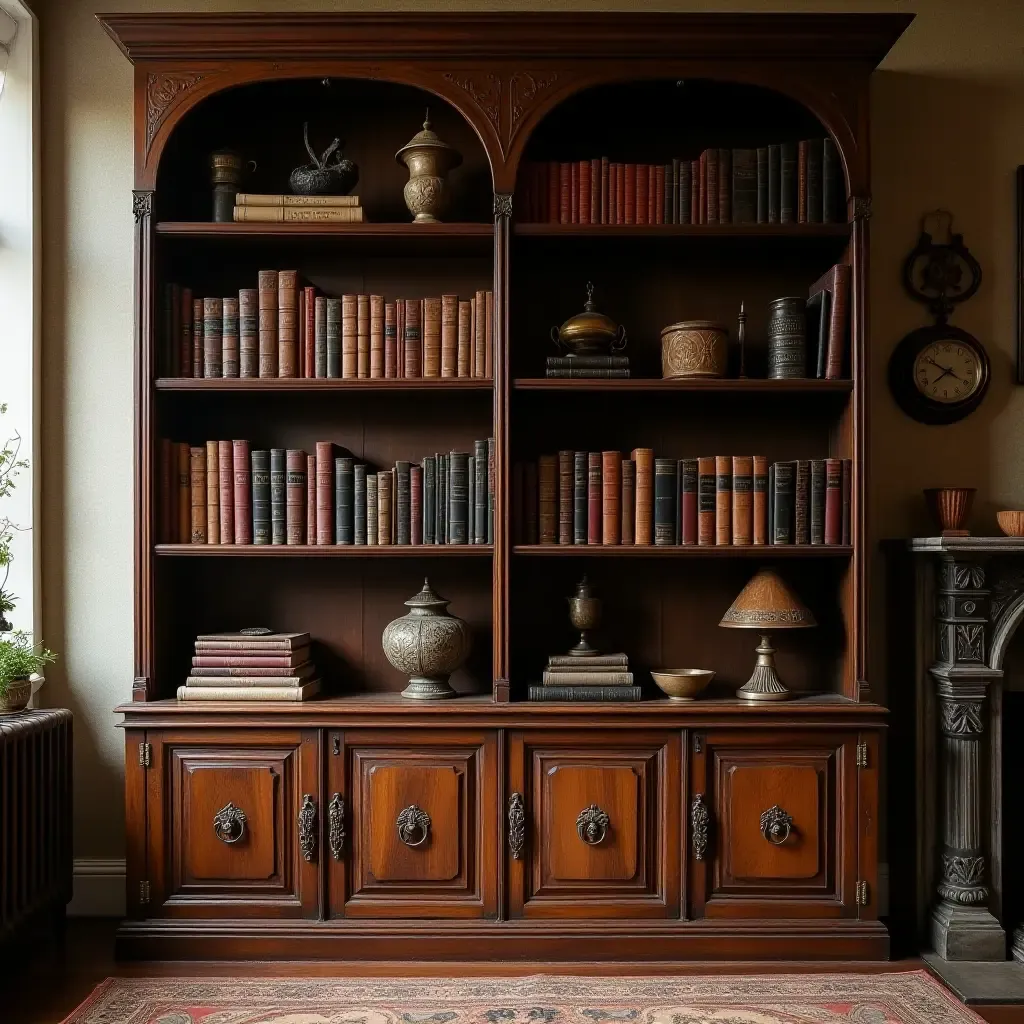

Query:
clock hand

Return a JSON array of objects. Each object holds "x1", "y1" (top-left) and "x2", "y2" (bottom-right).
[{"x1": 924, "y1": 357, "x2": 968, "y2": 386}]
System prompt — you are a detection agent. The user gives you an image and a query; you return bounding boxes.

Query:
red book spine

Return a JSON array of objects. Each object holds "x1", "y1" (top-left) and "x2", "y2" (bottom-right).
[
  {"x1": 218, "y1": 440, "x2": 234, "y2": 545},
  {"x1": 636, "y1": 164, "x2": 648, "y2": 226},
  {"x1": 579, "y1": 160, "x2": 591, "y2": 226},
  {"x1": 615, "y1": 163, "x2": 625, "y2": 225},
  {"x1": 296, "y1": 286, "x2": 305, "y2": 377},
  {"x1": 570, "y1": 161, "x2": 579, "y2": 224},
  {"x1": 591, "y1": 158, "x2": 601, "y2": 224},
  {"x1": 715, "y1": 454, "x2": 731, "y2": 545},
  {"x1": 257, "y1": 269, "x2": 278, "y2": 378},
  {"x1": 655, "y1": 164, "x2": 665, "y2": 225},
  {"x1": 753, "y1": 455, "x2": 768, "y2": 546},
  {"x1": 624, "y1": 164, "x2": 637, "y2": 224},
  {"x1": 826, "y1": 264, "x2": 851, "y2": 379},
  {"x1": 286, "y1": 449, "x2": 306, "y2": 545},
  {"x1": 824, "y1": 457, "x2": 842, "y2": 545},
  {"x1": 602, "y1": 451, "x2": 621, "y2": 545},
  {"x1": 587, "y1": 452, "x2": 602, "y2": 544},
  {"x1": 842, "y1": 458, "x2": 852, "y2": 545},
  {"x1": 798, "y1": 139, "x2": 809, "y2": 224},
  {"x1": 558, "y1": 450, "x2": 573, "y2": 545},
  {"x1": 559, "y1": 162, "x2": 571, "y2": 224},
  {"x1": 548, "y1": 161, "x2": 559, "y2": 223},
  {"x1": 404, "y1": 298, "x2": 422, "y2": 379},
  {"x1": 647, "y1": 164, "x2": 657, "y2": 224},
  {"x1": 192, "y1": 655, "x2": 304, "y2": 668},
  {"x1": 681, "y1": 463, "x2": 697, "y2": 546},
  {"x1": 690, "y1": 159, "x2": 700, "y2": 224},
  {"x1": 697, "y1": 456, "x2": 715, "y2": 546},
  {"x1": 232, "y1": 440, "x2": 252, "y2": 545},
  {"x1": 600, "y1": 156, "x2": 609, "y2": 224},
  {"x1": 632, "y1": 448, "x2": 654, "y2": 546},
  {"x1": 621, "y1": 459, "x2": 635, "y2": 545},
  {"x1": 410, "y1": 464, "x2": 423, "y2": 545},
  {"x1": 384, "y1": 301, "x2": 397, "y2": 379},
  {"x1": 306, "y1": 455, "x2": 316, "y2": 546},
  {"x1": 396, "y1": 299, "x2": 405, "y2": 378},
  {"x1": 706, "y1": 149, "x2": 719, "y2": 225},
  {"x1": 316, "y1": 441, "x2": 334, "y2": 545},
  {"x1": 303, "y1": 286, "x2": 316, "y2": 378}
]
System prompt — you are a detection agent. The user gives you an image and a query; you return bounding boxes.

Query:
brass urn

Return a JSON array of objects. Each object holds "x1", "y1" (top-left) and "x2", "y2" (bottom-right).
[
  {"x1": 567, "y1": 576, "x2": 602, "y2": 656},
  {"x1": 551, "y1": 282, "x2": 627, "y2": 357},
  {"x1": 395, "y1": 109, "x2": 463, "y2": 223}
]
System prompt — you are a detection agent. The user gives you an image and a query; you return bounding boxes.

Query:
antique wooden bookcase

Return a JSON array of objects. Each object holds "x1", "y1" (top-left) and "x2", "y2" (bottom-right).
[{"x1": 102, "y1": 12, "x2": 910, "y2": 960}]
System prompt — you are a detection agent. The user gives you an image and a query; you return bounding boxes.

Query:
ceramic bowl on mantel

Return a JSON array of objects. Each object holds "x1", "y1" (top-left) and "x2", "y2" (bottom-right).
[
  {"x1": 650, "y1": 668, "x2": 716, "y2": 701},
  {"x1": 997, "y1": 510, "x2": 1024, "y2": 537}
]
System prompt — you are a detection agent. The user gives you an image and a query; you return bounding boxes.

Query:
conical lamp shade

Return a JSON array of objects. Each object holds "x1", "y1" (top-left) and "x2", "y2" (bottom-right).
[{"x1": 719, "y1": 569, "x2": 816, "y2": 630}]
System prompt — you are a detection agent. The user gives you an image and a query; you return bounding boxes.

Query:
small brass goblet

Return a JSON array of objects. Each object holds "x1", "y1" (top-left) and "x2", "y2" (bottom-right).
[{"x1": 567, "y1": 576, "x2": 602, "y2": 657}]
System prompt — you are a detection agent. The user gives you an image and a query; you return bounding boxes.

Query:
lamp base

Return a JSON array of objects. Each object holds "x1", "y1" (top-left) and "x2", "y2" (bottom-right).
[{"x1": 736, "y1": 633, "x2": 791, "y2": 702}]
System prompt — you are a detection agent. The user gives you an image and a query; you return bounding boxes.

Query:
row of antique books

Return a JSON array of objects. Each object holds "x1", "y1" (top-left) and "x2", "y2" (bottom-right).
[
  {"x1": 518, "y1": 138, "x2": 844, "y2": 226},
  {"x1": 159, "y1": 439, "x2": 495, "y2": 547},
  {"x1": 232, "y1": 192, "x2": 364, "y2": 223},
  {"x1": 178, "y1": 631, "x2": 321, "y2": 702},
  {"x1": 514, "y1": 453, "x2": 853, "y2": 547},
  {"x1": 529, "y1": 652, "x2": 640, "y2": 703},
  {"x1": 160, "y1": 278, "x2": 494, "y2": 380}
]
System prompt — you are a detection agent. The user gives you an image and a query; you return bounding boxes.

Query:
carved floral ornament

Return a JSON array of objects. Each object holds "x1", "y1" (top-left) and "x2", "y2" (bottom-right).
[
  {"x1": 146, "y1": 72, "x2": 205, "y2": 149},
  {"x1": 939, "y1": 698, "x2": 984, "y2": 736}
]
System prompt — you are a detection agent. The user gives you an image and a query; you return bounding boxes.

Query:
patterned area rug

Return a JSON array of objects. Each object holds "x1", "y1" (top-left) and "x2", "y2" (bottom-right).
[{"x1": 61, "y1": 972, "x2": 981, "y2": 1024}]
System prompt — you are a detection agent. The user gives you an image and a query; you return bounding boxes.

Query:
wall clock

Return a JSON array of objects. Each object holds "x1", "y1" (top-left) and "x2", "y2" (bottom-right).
[{"x1": 888, "y1": 211, "x2": 988, "y2": 424}]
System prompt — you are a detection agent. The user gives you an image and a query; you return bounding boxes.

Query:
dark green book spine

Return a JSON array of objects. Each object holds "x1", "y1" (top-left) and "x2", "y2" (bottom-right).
[
  {"x1": 270, "y1": 448, "x2": 286, "y2": 544},
  {"x1": 251, "y1": 450, "x2": 270, "y2": 546},
  {"x1": 773, "y1": 461, "x2": 795, "y2": 545},
  {"x1": 467, "y1": 456, "x2": 476, "y2": 544},
  {"x1": 326, "y1": 297, "x2": 341, "y2": 378},
  {"x1": 487, "y1": 437, "x2": 495, "y2": 545},
  {"x1": 395, "y1": 460, "x2": 411, "y2": 545},
  {"x1": 731, "y1": 148, "x2": 758, "y2": 224},
  {"x1": 528, "y1": 685, "x2": 643, "y2": 702},
  {"x1": 448, "y1": 452, "x2": 468, "y2": 545},
  {"x1": 795, "y1": 460, "x2": 810, "y2": 545},
  {"x1": 806, "y1": 138, "x2": 823, "y2": 223},
  {"x1": 654, "y1": 457, "x2": 677, "y2": 546},
  {"x1": 314, "y1": 295, "x2": 327, "y2": 378},
  {"x1": 335, "y1": 457, "x2": 354, "y2": 544},
  {"x1": 810, "y1": 459, "x2": 826, "y2": 545},
  {"x1": 756, "y1": 147, "x2": 768, "y2": 224},
  {"x1": 438, "y1": 453, "x2": 447, "y2": 544},
  {"x1": 768, "y1": 144, "x2": 781, "y2": 224},
  {"x1": 767, "y1": 463, "x2": 776, "y2": 544},
  {"x1": 423, "y1": 457, "x2": 436, "y2": 545},
  {"x1": 780, "y1": 142, "x2": 797, "y2": 224},
  {"x1": 573, "y1": 451, "x2": 587, "y2": 544},
  {"x1": 474, "y1": 439, "x2": 488, "y2": 544},
  {"x1": 823, "y1": 137, "x2": 841, "y2": 224},
  {"x1": 366, "y1": 472, "x2": 377, "y2": 546},
  {"x1": 354, "y1": 463, "x2": 367, "y2": 545}
]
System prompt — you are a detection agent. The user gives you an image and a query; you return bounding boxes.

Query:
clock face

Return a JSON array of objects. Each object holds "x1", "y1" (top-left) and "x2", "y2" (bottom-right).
[{"x1": 912, "y1": 341, "x2": 984, "y2": 404}]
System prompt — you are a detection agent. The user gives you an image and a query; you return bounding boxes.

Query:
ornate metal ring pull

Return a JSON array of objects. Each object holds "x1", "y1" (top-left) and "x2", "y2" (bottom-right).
[
  {"x1": 576, "y1": 804, "x2": 610, "y2": 846},
  {"x1": 760, "y1": 805, "x2": 794, "y2": 846},
  {"x1": 213, "y1": 802, "x2": 247, "y2": 844},
  {"x1": 396, "y1": 804, "x2": 431, "y2": 847}
]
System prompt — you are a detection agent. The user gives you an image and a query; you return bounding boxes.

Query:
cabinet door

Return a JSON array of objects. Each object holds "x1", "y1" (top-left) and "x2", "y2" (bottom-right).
[
  {"x1": 146, "y1": 729, "x2": 320, "y2": 919},
  {"x1": 329, "y1": 729, "x2": 497, "y2": 919},
  {"x1": 508, "y1": 730, "x2": 680, "y2": 919},
  {"x1": 688, "y1": 729, "x2": 858, "y2": 920}
]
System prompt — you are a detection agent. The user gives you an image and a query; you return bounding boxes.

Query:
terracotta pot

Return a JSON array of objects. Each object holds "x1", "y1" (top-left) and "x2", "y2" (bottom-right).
[
  {"x1": 0, "y1": 676, "x2": 32, "y2": 714},
  {"x1": 924, "y1": 487, "x2": 975, "y2": 536},
  {"x1": 661, "y1": 320, "x2": 728, "y2": 378}
]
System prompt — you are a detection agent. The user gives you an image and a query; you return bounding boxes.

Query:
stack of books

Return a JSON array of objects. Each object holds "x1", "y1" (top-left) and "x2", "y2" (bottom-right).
[
  {"x1": 176, "y1": 631, "x2": 321, "y2": 701},
  {"x1": 232, "y1": 192, "x2": 364, "y2": 223},
  {"x1": 545, "y1": 354, "x2": 630, "y2": 379},
  {"x1": 528, "y1": 653, "x2": 639, "y2": 702}
]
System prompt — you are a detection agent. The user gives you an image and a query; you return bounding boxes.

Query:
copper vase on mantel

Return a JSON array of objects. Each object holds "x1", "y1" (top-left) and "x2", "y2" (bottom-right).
[{"x1": 924, "y1": 487, "x2": 975, "y2": 537}]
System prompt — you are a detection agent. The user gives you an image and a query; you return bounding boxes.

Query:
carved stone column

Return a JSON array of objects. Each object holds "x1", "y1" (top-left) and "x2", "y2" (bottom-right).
[{"x1": 929, "y1": 555, "x2": 1005, "y2": 959}]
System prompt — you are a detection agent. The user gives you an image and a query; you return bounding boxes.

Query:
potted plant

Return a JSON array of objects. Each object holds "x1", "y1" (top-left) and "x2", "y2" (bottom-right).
[{"x1": 0, "y1": 404, "x2": 55, "y2": 714}]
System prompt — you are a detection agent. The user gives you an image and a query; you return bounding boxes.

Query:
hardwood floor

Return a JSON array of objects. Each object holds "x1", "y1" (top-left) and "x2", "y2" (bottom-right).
[{"x1": 1, "y1": 919, "x2": 1020, "y2": 1024}]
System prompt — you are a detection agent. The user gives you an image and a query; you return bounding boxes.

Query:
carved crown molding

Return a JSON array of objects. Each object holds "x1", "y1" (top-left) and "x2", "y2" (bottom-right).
[{"x1": 146, "y1": 72, "x2": 205, "y2": 148}]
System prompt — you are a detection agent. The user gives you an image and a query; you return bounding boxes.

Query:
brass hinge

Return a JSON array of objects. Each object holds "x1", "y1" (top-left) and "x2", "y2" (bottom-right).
[
  {"x1": 856, "y1": 742, "x2": 868, "y2": 768},
  {"x1": 138, "y1": 742, "x2": 152, "y2": 768},
  {"x1": 139, "y1": 880, "x2": 151, "y2": 905},
  {"x1": 856, "y1": 880, "x2": 869, "y2": 906}
]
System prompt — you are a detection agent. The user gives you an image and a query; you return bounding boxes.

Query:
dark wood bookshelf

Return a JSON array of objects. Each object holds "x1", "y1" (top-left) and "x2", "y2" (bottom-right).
[
  {"x1": 513, "y1": 544, "x2": 853, "y2": 557},
  {"x1": 156, "y1": 221, "x2": 494, "y2": 238},
  {"x1": 155, "y1": 543, "x2": 494, "y2": 557},
  {"x1": 155, "y1": 377, "x2": 493, "y2": 392},
  {"x1": 514, "y1": 222, "x2": 851, "y2": 240},
  {"x1": 513, "y1": 377, "x2": 853, "y2": 393}
]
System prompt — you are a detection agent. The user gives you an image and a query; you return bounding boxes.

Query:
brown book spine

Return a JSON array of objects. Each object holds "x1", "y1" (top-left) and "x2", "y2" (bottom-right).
[
  {"x1": 826, "y1": 264, "x2": 850, "y2": 379},
  {"x1": 615, "y1": 163, "x2": 625, "y2": 224},
  {"x1": 396, "y1": 298, "x2": 405, "y2": 378},
  {"x1": 176, "y1": 442, "x2": 190, "y2": 543},
  {"x1": 548, "y1": 161, "x2": 559, "y2": 223},
  {"x1": 159, "y1": 438, "x2": 173, "y2": 543},
  {"x1": 178, "y1": 287, "x2": 192, "y2": 378},
  {"x1": 232, "y1": 440, "x2": 252, "y2": 544},
  {"x1": 600, "y1": 156, "x2": 609, "y2": 224},
  {"x1": 718, "y1": 148, "x2": 731, "y2": 224},
  {"x1": 410, "y1": 464, "x2": 423, "y2": 545},
  {"x1": 316, "y1": 441, "x2": 334, "y2": 545},
  {"x1": 377, "y1": 470, "x2": 393, "y2": 545},
  {"x1": 824, "y1": 457, "x2": 842, "y2": 545},
  {"x1": 302, "y1": 286, "x2": 315, "y2": 378},
  {"x1": 257, "y1": 269, "x2": 278, "y2": 377},
  {"x1": 624, "y1": 164, "x2": 637, "y2": 224},
  {"x1": 602, "y1": 451, "x2": 622, "y2": 545},
  {"x1": 579, "y1": 160, "x2": 591, "y2": 225},
  {"x1": 189, "y1": 446, "x2": 207, "y2": 543},
  {"x1": 341, "y1": 293, "x2": 357, "y2": 379},
  {"x1": 647, "y1": 165, "x2": 657, "y2": 223},
  {"x1": 306, "y1": 455, "x2": 316, "y2": 546},
  {"x1": 285, "y1": 449, "x2": 306, "y2": 544},
  {"x1": 473, "y1": 289, "x2": 486, "y2": 378},
  {"x1": 558, "y1": 162, "x2": 571, "y2": 224},
  {"x1": 706, "y1": 148, "x2": 719, "y2": 225},
  {"x1": 524, "y1": 461, "x2": 539, "y2": 544},
  {"x1": 621, "y1": 458, "x2": 635, "y2": 544},
  {"x1": 632, "y1": 448, "x2": 654, "y2": 545},
  {"x1": 239, "y1": 288, "x2": 258, "y2": 378},
  {"x1": 356, "y1": 293, "x2": 370, "y2": 379},
  {"x1": 277, "y1": 269, "x2": 298, "y2": 377},
  {"x1": 557, "y1": 450, "x2": 573, "y2": 545},
  {"x1": 217, "y1": 440, "x2": 233, "y2": 544},
  {"x1": 422, "y1": 295, "x2": 441, "y2": 378},
  {"x1": 484, "y1": 290, "x2": 493, "y2": 380},
  {"x1": 635, "y1": 163, "x2": 648, "y2": 225},
  {"x1": 222, "y1": 295, "x2": 240, "y2": 378},
  {"x1": 753, "y1": 455, "x2": 768, "y2": 546},
  {"x1": 384, "y1": 301, "x2": 397, "y2": 379},
  {"x1": 403, "y1": 298, "x2": 422, "y2": 379},
  {"x1": 591, "y1": 158, "x2": 601, "y2": 224},
  {"x1": 587, "y1": 452, "x2": 602, "y2": 544},
  {"x1": 191, "y1": 297, "x2": 203, "y2": 378},
  {"x1": 457, "y1": 300, "x2": 472, "y2": 378},
  {"x1": 367, "y1": 293, "x2": 384, "y2": 379},
  {"x1": 715, "y1": 455, "x2": 731, "y2": 545},
  {"x1": 797, "y1": 139, "x2": 808, "y2": 224},
  {"x1": 698, "y1": 152, "x2": 707, "y2": 224},
  {"x1": 697, "y1": 456, "x2": 715, "y2": 545},
  {"x1": 570, "y1": 161, "x2": 579, "y2": 224},
  {"x1": 205, "y1": 440, "x2": 219, "y2": 544},
  {"x1": 440, "y1": 293, "x2": 458, "y2": 378},
  {"x1": 690, "y1": 159, "x2": 700, "y2": 224},
  {"x1": 655, "y1": 164, "x2": 665, "y2": 224},
  {"x1": 732, "y1": 455, "x2": 753, "y2": 546},
  {"x1": 202, "y1": 296, "x2": 223, "y2": 377},
  {"x1": 538, "y1": 455, "x2": 557, "y2": 544}
]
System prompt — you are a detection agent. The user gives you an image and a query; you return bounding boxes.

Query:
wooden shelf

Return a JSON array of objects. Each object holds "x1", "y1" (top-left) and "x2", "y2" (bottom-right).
[
  {"x1": 514, "y1": 377, "x2": 852, "y2": 393},
  {"x1": 514, "y1": 544, "x2": 852, "y2": 557},
  {"x1": 156, "y1": 377, "x2": 493, "y2": 392},
  {"x1": 514, "y1": 222, "x2": 851, "y2": 240},
  {"x1": 155, "y1": 544, "x2": 494, "y2": 557},
  {"x1": 156, "y1": 221, "x2": 494, "y2": 239}
]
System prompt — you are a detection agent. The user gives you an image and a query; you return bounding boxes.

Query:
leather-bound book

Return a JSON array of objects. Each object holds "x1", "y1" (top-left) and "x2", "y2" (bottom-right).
[
  {"x1": 423, "y1": 457, "x2": 437, "y2": 544},
  {"x1": 216, "y1": 439, "x2": 233, "y2": 545},
  {"x1": 356, "y1": 293, "x2": 370, "y2": 379},
  {"x1": 807, "y1": 138, "x2": 823, "y2": 223},
  {"x1": 306, "y1": 454, "x2": 316, "y2": 545},
  {"x1": 587, "y1": 452, "x2": 602, "y2": 544},
  {"x1": 487, "y1": 436, "x2": 496, "y2": 544},
  {"x1": 537, "y1": 455, "x2": 557, "y2": 544},
  {"x1": 457, "y1": 300, "x2": 472, "y2": 378},
  {"x1": 203, "y1": 297, "x2": 223, "y2": 378},
  {"x1": 680, "y1": 159, "x2": 692, "y2": 226},
  {"x1": 714, "y1": 455, "x2": 731, "y2": 545},
  {"x1": 548, "y1": 161, "x2": 560, "y2": 223},
  {"x1": 384, "y1": 301, "x2": 397, "y2": 378},
  {"x1": 558, "y1": 450, "x2": 573, "y2": 545},
  {"x1": 286, "y1": 449, "x2": 306, "y2": 545},
  {"x1": 753, "y1": 455, "x2": 768, "y2": 545},
  {"x1": 621, "y1": 458, "x2": 635, "y2": 544},
  {"x1": 558, "y1": 162, "x2": 571, "y2": 224},
  {"x1": 396, "y1": 299, "x2": 405, "y2": 377},
  {"x1": 697, "y1": 456, "x2": 715, "y2": 546},
  {"x1": 624, "y1": 164, "x2": 637, "y2": 224},
  {"x1": 773, "y1": 461, "x2": 796, "y2": 545},
  {"x1": 336, "y1": 456, "x2": 355, "y2": 544},
  {"x1": 602, "y1": 451, "x2": 621, "y2": 545},
  {"x1": 191, "y1": 297, "x2": 203, "y2": 378},
  {"x1": 841, "y1": 459, "x2": 852, "y2": 545},
  {"x1": 315, "y1": 441, "x2": 334, "y2": 545},
  {"x1": 691, "y1": 159, "x2": 700, "y2": 224},
  {"x1": 528, "y1": 685, "x2": 642, "y2": 702},
  {"x1": 670, "y1": 159, "x2": 680, "y2": 224},
  {"x1": 648, "y1": 164, "x2": 658, "y2": 224},
  {"x1": 188, "y1": 446, "x2": 206, "y2": 543},
  {"x1": 377, "y1": 470, "x2": 393, "y2": 545},
  {"x1": 368, "y1": 293, "x2": 384, "y2": 379},
  {"x1": 823, "y1": 137, "x2": 841, "y2": 223},
  {"x1": 768, "y1": 463, "x2": 775, "y2": 542},
  {"x1": 239, "y1": 288, "x2": 258, "y2": 378},
  {"x1": 257, "y1": 270, "x2": 278, "y2": 377},
  {"x1": 768, "y1": 145, "x2": 781, "y2": 224},
  {"x1": 794, "y1": 460, "x2": 810, "y2": 545},
  {"x1": 484, "y1": 290, "x2": 493, "y2": 380},
  {"x1": 422, "y1": 295, "x2": 441, "y2": 378},
  {"x1": 756, "y1": 148, "x2": 768, "y2": 224},
  {"x1": 579, "y1": 160, "x2": 591, "y2": 225},
  {"x1": 473, "y1": 290, "x2": 486, "y2": 378},
  {"x1": 599, "y1": 156, "x2": 609, "y2": 223},
  {"x1": 591, "y1": 158, "x2": 601, "y2": 223},
  {"x1": 250, "y1": 449, "x2": 270, "y2": 546},
  {"x1": 615, "y1": 163, "x2": 626, "y2": 224},
  {"x1": 732, "y1": 148, "x2": 757, "y2": 225},
  {"x1": 302, "y1": 286, "x2": 315, "y2": 378},
  {"x1": 325, "y1": 297, "x2": 341, "y2": 378},
  {"x1": 437, "y1": 453, "x2": 447, "y2": 543},
  {"x1": 341, "y1": 293, "x2": 358, "y2": 379},
  {"x1": 705, "y1": 149, "x2": 719, "y2": 225},
  {"x1": 354, "y1": 463, "x2": 367, "y2": 545},
  {"x1": 232, "y1": 440, "x2": 252, "y2": 545},
  {"x1": 366, "y1": 472, "x2": 378, "y2": 546},
  {"x1": 632, "y1": 448, "x2": 654, "y2": 545},
  {"x1": 440, "y1": 294, "x2": 458, "y2": 378},
  {"x1": 717, "y1": 148, "x2": 731, "y2": 224},
  {"x1": 824, "y1": 458, "x2": 842, "y2": 545},
  {"x1": 311, "y1": 295, "x2": 326, "y2": 378},
  {"x1": 448, "y1": 451, "x2": 469, "y2": 545},
  {"x1": 177, "y1": 681, "x2": 322, "y2": 702},
  {"x1": 809, "y1": 263, "x2": 851, "y2": 380},
  {"x1": 404, "y1": 298, "x2": 422, "y2": 379},
  {"x1": 654, "y1": 164, "x2": 665, "y2": 224},
  {"x1": 679, "y1": 458, "x2": 697, "y2": 545},
  {"x1": 269, "y1": 448, "x2": 286, "y2": 544},
  {"x1": 410, "y1": 464, "x2": 423, "y2": 545},
  {"x1": 177, "y1": 287, "x2": 191, "y2": 378},
  {"x1": 192, "y1": 649, "x2": 309, "y2": 669},
  {"x1": 797, "y1": 140, "x2": 808, "y2": 223},
  {"x1": 654, "y1": 458, "x2": 677, "y2": 546},
  {"x1": 780, "y1": 142, "x2": 797, "y2": 224},
  {"x1": 810, "y1": 459, "x2": 826, "y2": 545},
  {"x1": 394, "y1": 460, "x2": 410, "y2": 545},
  {"x1": 731, "y1": 456, "x2": 753, "y2": 546},
  {"x1": 466, "y1": 455, "x2": 476, "y2": 545},
  {"x1": 635, "y1": 163, "x2": 647, "y2": 225},
  {"x1": 277, "y1": 270, "x2": 298, "y2": 377},
  {"x1": 524, "y1": 461, "x2": 539, "y2": 544},
  {"x1": 572, "y1": 451, "x2": 587, "y2": 544},
  {"x1": 205, "y1": 441, "x2": 220, "y2": 544},
  {"x1": 222, "y1": 296, "x2": 240, "y2": 378},
  {"x1": 570, "y1": 161, "x2": 579, "y2": 224},
  {"x1": 475, "y1": 439, "x2": 488, "y2": 544}
]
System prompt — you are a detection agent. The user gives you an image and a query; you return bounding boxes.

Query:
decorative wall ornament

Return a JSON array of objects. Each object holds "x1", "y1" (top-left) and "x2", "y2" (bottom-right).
[
  {"x1": 146, "y1": 72, "x2": 205, "y2": 148},
  {"x1": 939, "y1": 699, "x2": 984, "y2": 736},
  {"x1": 132, "y1": 190, "x2": 153, "y2": 221},
  {"x1": 493, "y1": 192, "x2": 513, "y2": 219},
  {"x1": 297, "y1": 794, "x2": 317, "y2": 863},
  {"x1": 691, "y1": 794, "x2": 709, "y2": 861}
]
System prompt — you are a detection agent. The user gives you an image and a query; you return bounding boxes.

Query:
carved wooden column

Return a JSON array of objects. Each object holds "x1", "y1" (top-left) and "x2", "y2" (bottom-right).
[{"x1": 928, "y1": 554, "x2": 1005, "y2": 959}]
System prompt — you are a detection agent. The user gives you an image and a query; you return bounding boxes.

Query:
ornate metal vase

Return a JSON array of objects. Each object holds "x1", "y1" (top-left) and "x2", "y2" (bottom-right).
[
  {"x1": 767, "y1": 296, "x2": 808, "y2": 379},
  {"x1": 395, "y1": 111, "x2": 462, "y2": 223},
  {"x1": 567, "y1": 575, "x2": 602, "y2": 656},
  {"x1": 210, "y1": 149, "x2": 254, "y2": 223},
  {"x1": 382, "y1": 578, "x2": 471, "y2": 699}
]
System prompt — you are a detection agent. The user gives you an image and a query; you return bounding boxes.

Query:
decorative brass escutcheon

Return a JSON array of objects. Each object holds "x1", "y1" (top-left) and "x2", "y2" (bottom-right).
[
  {"x1": 328, "y1": 793, "x2": 345, "y2": 861},
  {"x1": 298, "y1": 794, "x2": 318, "y2": 862},
  {"x1": 213, "y1": 802, "x2": 247, "y2": 844},
  {"x1": 508, "y1": 792, "x2": 525, "y2": 860},
  {"x1": 760, "y1": 804, "x2": 794, "y2": 845},
  {"x1": 396, "y1": 804, "x2": 431, "y2": 847},
  {"x1": 576, "y1": 803, "x2": 610, "y2": 846}
]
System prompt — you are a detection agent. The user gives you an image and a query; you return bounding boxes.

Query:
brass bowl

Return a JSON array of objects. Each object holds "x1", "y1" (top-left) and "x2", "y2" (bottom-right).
[
  {"x1": 997, "y1": 510, "x2": 1024, "y2": 537},
  {"x1": 650, "y1": 668, "x2": 716, "y2": 701},
  {"x1": 661, "y1": 320, "x2": 728, "y2": 378}
]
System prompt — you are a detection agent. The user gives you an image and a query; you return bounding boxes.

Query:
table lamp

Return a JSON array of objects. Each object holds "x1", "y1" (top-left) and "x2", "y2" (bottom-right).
[{"x1": 719, "y1": 568, "x2": 816, "y2": 701}]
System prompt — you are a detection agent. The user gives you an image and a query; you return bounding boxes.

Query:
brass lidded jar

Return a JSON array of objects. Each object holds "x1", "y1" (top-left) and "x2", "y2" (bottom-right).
[
  {"x1": 395, "y1": 109, "x2": 463, "y2": 223},
  {"x1": 551, "y1": 282, "x2": 627, "y2": 357}
]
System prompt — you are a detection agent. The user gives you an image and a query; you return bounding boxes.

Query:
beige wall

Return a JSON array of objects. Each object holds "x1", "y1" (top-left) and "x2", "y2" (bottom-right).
[{"x1": 37, "y1": 0, "x2": 1024, "y2": 859}]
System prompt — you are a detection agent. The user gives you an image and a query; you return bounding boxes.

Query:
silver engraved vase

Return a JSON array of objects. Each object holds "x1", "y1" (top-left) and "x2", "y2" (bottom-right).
[
  {"x1": 767, "y1": 296, "x2": 808, "y2": 379},
  {"x1": 382, "y1": 578, "x2": 471, "y2": 700}
]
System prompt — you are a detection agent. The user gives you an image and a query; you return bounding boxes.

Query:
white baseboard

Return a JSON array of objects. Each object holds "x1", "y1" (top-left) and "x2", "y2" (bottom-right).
[{"x1": 68, "y1": 858, "x2": 125, "y2": 917}]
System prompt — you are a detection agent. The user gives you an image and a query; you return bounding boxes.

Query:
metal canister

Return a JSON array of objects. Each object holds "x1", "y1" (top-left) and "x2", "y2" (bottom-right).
[{"x1": 767, "y1": 297, "x2": 807, "y2": 379}]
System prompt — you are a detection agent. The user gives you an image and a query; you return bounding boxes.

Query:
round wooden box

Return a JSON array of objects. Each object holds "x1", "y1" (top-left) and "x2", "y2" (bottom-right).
[{"x1": 660, "y1": 320, "x2": 728, "y2": 378}]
